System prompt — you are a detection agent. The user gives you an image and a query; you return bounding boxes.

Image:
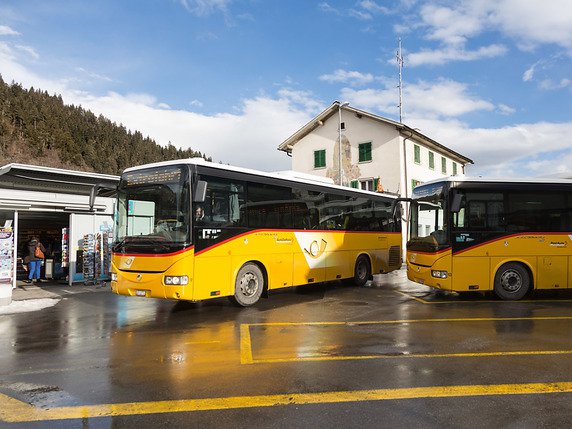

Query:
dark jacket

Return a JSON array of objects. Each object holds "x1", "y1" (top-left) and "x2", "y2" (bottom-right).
[{"x1": 27, "y1": 239, "x2": 46, "y2": 262}]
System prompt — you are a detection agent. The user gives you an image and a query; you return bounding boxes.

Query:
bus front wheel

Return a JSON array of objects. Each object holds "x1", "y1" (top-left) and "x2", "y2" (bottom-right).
[
  {"x1": 353, "y1": 255, "x2": 371, "y2": 287},
  {"x1": 232, "y1": 263, "x2": 264, "y2": 307},
  {"x1": 494, "y1": 262, "x2": 531, "y2": 300}
]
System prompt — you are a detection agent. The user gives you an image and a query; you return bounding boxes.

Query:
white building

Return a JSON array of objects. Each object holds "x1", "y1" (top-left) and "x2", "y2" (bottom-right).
[
  {"x1": 278, "y1": 101, "x2": 472, "y2": 195},
  {"x1": 277, "y1": 101, "x2": 473, "y2": 247}
]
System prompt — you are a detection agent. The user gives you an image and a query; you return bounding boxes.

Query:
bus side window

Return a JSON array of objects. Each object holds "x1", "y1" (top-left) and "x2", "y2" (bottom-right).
[{"x1": 468, "y1": 201, "x2": 486, "y2": 228}]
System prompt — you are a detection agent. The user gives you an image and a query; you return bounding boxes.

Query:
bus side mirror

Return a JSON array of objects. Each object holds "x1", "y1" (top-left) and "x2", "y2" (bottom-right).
[
  {"x1": 391, "y1": 197, "x2": 411, "y2": 219},
  {"x1": 193, "y1": 180, "x2": 207, "y2": 203},
  {"x1": 451, "y1": 192, "x2": 462, "y2": 213},
  {"x1": 90, "y1": 184, "x2": 118, "y2": 211},
  {"x1": 89, "y1": 185, "x2": 99, "y2": 211}
]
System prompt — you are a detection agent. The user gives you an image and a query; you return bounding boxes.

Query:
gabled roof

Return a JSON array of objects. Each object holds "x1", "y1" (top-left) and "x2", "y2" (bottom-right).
[{"x1": 277, "y1": 101, "x2": 473, "y2": 165}]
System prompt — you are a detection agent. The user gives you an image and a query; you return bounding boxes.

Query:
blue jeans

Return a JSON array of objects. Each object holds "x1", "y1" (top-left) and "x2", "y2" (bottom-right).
[{"x1": 28, "y1": 260, "x2": 41, "y2": 280}]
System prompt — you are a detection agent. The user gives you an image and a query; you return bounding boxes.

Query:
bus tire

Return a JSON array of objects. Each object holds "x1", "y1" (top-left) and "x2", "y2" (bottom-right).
[
  {"x1": 232, "y1": 263, "x2": 264, "y2": 307},
  {"x1": 353, "y1": 255, "x2": 371, "y2": 287},
  {"x1": 494, "y1": 262, "x2": 531, "y2": 300}
]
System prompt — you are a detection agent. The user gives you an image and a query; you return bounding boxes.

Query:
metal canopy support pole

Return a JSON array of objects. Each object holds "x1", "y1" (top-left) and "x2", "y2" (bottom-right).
[
  {"x1": 68, "y1": 213, "x2": 74, "y2": 287},
  {"x1": 12, "y1": 210, "x2": 18, "y2": 290}
]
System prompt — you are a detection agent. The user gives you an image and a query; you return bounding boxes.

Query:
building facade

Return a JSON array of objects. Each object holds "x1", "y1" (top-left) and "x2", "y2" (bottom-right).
[
  {"x1": 278, "y1": 101, "x2": 473, "y2": 249},
  {"x1": 279, "y1": 101, "x2": 472, "y2": 197}
]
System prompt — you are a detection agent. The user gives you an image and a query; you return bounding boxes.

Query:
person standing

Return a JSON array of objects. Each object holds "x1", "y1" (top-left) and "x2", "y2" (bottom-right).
[{"x1": 25, "y1": 236, "x2": 46, "y2": 284}]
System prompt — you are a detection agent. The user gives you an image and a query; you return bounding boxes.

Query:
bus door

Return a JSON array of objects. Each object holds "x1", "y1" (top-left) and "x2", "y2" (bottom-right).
[{"x1": 451, "y1": 191, "x2": 504, "y2": 291}]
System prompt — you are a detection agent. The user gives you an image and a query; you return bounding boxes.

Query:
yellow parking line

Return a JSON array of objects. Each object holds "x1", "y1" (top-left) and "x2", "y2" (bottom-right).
[
  {"x1": 240, "y1": 324, "x2": 254, "y2": 364},
  {"x1": 396, "y1": 290, "x2": 572, "y2": 304},
  {"x1": 3, "y1": 382, "x2": 572, "y2": 422},
  {"x1": 250, "y1": 349, "x2": 572, "y2": 364},
  {"x1": 241, "y1": 317, "x2": 572, "y2": 364},
  {"x1": 246, "y1": 316, "x2": 572, "y2": 327}
]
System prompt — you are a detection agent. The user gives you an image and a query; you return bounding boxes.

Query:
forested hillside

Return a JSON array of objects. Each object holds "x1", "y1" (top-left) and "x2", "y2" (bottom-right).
[{"x1": 0, "y1": 76, "x2": 210, "y2": 175}]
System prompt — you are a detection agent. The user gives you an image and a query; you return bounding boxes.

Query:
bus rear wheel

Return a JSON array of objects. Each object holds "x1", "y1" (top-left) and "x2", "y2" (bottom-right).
[
  {"x1": 353, "y1": 255, "x2": 371, "y2": 287},
  {"x1": 494, "y1": 262, "x2": 531, "y2": 300},
  {"x1": 231, "y1": 263, "x2": 264, "y2": 307}
]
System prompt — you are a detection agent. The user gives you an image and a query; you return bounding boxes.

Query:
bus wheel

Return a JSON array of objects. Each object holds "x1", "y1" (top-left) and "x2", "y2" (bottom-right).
[
  {"x1": 353, "y1": 255, "x2": 371, "y2": 287},
  {"x1": 494, "y1": 263, "x2": 530, "y2": 300},
  {"x1": 232, "y1": 263, "x2": 264, "y2": 307}
]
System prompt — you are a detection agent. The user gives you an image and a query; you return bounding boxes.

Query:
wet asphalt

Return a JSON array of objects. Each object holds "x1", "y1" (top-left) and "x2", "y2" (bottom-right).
[{"x1": 1, "y1": 270, "x2": 572, "y2": 428}]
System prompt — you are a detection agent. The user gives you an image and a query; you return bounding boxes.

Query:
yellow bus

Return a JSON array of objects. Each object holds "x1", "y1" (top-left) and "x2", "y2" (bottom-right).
[
  {"x1": 111, "y1": 159, "x2": 402, "y2": 306},
  {"x1": 406, "y1": 177, "x2": 572, "y2": 300}
]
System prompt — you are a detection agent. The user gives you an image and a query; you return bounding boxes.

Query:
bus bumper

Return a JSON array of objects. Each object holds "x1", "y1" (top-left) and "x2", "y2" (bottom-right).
[
  {"x1": 110, "y1": 269, "x2": 188, "y2": 300},
  {"x1": 406, "y1": 262, "x2": 451, "y2": 291}
]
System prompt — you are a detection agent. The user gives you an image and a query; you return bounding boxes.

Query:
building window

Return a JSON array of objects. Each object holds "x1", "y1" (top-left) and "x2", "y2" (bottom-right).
[
  {"x1": 411, "y1": 179, "x2": 422, "y2": 190},
  {"x1": 414, "y1": 144, "x2": 421, "y2": 164},
  {"x1": 360, "y1": 179, "x2": 374, "y2": 191},
  {"x1": 314, "y1": 149, "x2": 326, "y2": 169},
  {"x1": 441, "y1": 156, "x2": 447, "y2": 174},
  {"x1": 358, "y1": 142, "x2": 372, "y2": 162},
  {"x1": 453, "y1": 162, "x2": 458, "y2": 175},
  {"x1": 428, "y1": 151, "x2": 435, "y2": 170}
]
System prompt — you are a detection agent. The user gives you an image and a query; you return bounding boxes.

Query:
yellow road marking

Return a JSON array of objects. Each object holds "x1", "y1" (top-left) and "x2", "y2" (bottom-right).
[
  {"x1": 2, "y1": 382, "x2": 572, "y2": 422},
  {"x1": 246, "y1": 315, "x2": 572, "y2": 327},
  {"x1": 250, "y1": 350, "x2": 572, "y2": 364},
  {"x1": 240, "y1": 324, "x2": 254, "y2": 364},
  {"x1": 241, "y1": 317, "x2": 572, "y2": 364},
  {"x1": 395, "y1": 290, "x2": 572, "y2": 304}
]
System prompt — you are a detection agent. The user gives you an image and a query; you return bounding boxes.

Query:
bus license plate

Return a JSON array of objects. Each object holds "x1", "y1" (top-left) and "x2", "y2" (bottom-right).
[{"x1": 136, "y1": 290, "x2": 147, "y2": 297}]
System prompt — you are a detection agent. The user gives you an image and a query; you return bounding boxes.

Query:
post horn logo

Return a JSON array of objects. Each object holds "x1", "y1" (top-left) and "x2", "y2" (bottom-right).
[{"x1": 304, "y1": 239, "x2": 327, "y2": 259}]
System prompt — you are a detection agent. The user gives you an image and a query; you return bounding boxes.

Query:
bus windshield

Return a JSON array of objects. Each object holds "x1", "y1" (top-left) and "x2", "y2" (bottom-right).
[
  {"x1": 408, "y1": 183, "x2": 449, "y2": 252},
  {"x1": 113, "y1": 165, "x2": 190, "y2": 254}
]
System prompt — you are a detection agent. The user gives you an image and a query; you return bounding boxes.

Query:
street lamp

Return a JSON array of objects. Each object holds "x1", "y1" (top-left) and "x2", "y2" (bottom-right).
[{"x1": 338, "y1": 101, "x2": 349, "y2": 186}]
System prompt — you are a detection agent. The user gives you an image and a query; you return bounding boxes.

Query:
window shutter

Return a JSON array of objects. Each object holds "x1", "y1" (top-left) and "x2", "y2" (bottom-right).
[{"x1": 350, "y1": 180, "x2": 358, "y2": 188}]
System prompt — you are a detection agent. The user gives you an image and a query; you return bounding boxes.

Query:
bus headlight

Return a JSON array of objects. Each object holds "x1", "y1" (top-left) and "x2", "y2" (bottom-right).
[
  {"x1": 164, "y1": 276, "x2": 189, "y2": 285},
  {"x1": 431, "y1": 270, "x2": 448, "y2": 279},
  {"x1": 111, "y1": 272, "x2": 118, "y2": 281}
]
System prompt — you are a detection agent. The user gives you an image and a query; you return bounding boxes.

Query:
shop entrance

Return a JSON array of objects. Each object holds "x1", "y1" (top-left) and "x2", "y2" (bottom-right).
[{"x1": 17, "y1": 212, "x2": 69, "y2": 282}]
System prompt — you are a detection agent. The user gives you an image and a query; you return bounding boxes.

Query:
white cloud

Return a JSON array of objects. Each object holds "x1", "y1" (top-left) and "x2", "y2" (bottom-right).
[
  {"x1": 489, "y1": 0, "x2": 572, "y2": 52},
  {"x1": 419, "y1": 2, "x2": 486, "y2": 46},
  {"x1": 0, "y1": 25, "x2": 19, "y2": 36},
  {"x1": 413, "y1": 0, "x2": 572, "y2": 57},
  {"x1": 359, "y1": 1, "x2": 390, "y2": 14},
  {"x1": 179, "y1": 0, "x2": 231, "y2": 16},
  {"x1": 341, "y1": 78, "x2": 494, "y2": 119},
  {"x1": 319, "y1": 69, "x2": 375, "y2": 86},
  {"x1": 497, "y1": 104, "x2": 515, "y2": 115},
  {"x1": 407, "y1": 44, "x2": 507, "y2": 66},
  {"x1": 14, "y1": 44, "x2": 39, "y2": 60},
  {"x1": 0, "y1": 35, "x2": 316, "y2": 172},
  {"x1": 405, "y1": 116, "x2": 572, "y2": 178},
  {"x1": 75, "y1": 67, "x2": 112, "y2": 83},
  {"x1": 539, "y1": 78, "x2": 571, "y2": 90},
  {"x1": 522, "y1": 63, "x2": 537, "y2": 82},
  {"x1": 349, "y1": 9, "x2": 372, "y2": 20},
  {"x1": 318, "y1": 2, "x2": 340, "y2": 15}
]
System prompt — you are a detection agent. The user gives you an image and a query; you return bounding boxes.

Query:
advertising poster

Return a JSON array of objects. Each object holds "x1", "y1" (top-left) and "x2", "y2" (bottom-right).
[{"x1": 0, "y1": 227, "x2": 14, "y2": 282}]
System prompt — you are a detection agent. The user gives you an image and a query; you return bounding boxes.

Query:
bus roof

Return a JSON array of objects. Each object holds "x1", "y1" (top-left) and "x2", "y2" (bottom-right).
[
  {"x1": 415, "y1": 176, "x2": 572, "y2": 188},
  {"x1": 123, "y1": 158, "x2": 399, "y2": 200}
]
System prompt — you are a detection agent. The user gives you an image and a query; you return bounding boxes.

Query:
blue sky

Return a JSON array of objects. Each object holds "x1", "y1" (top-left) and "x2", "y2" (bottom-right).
[{"x1": 1, "y1": 0, "x2": 571, "y2": 177}]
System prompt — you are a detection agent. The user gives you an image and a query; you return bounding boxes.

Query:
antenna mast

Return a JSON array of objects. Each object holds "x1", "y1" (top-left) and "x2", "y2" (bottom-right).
[{"x1": 396, "y1": 38, "x2": 404, "y2": 123}]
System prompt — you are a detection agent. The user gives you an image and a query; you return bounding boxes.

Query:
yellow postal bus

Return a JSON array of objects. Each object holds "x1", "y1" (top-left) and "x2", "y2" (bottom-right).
[
  {"x1": 111, "y1": 159, "x2": 402, "y2": 306},
  {"x1": 406, "y1": 177, "x2": 572, "y2": 300}
]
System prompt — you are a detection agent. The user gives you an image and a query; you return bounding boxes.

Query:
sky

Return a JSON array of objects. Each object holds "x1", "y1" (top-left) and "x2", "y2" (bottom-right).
[{"x1": 0, "y1": 0, "x2": 571, "y2": 178}]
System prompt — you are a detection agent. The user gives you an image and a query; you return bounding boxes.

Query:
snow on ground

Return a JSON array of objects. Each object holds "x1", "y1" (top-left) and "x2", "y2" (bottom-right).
[{"x1": 0, "y1": 298, "x2": 60, "y2": 315}]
